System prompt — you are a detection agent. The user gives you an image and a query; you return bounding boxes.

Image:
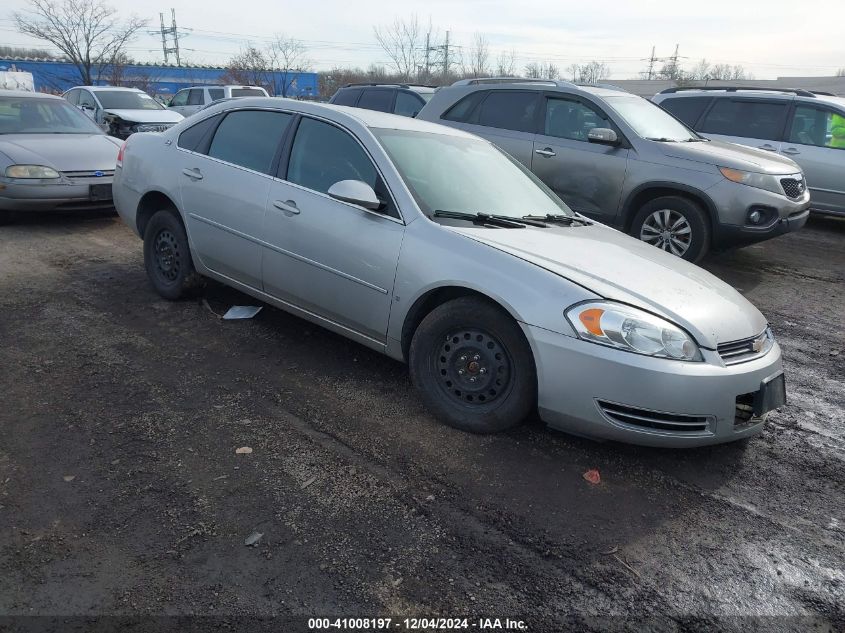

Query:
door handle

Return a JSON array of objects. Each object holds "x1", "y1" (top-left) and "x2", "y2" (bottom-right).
[
  {"x1": 181, "y1": 167, "x2": 203, "y2": 180},
  {"x1": 273, "y1": 199, "x2": 300, "y2": 215},
  {"x1": 782, "y1": 148, "x2": 801, "y2": 156},
  {"x1": 757, "y1": 144, "x2": 777, "y2": 151},
  {"x1": 535, "y1": 148, "x2": 556, "y2": 157}
]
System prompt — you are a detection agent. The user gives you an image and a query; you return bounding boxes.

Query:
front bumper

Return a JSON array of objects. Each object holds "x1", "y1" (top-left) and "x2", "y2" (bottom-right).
[
  {"x1": 525, "y1": 324, "x2": 784, "y2": 447},
  {"x1": 0, "y1": 178, "x2": 114, "y2": 212}
]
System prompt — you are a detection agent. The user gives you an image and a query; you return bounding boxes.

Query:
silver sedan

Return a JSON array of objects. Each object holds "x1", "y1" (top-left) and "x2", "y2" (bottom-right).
[
  {"x1": 113, "y1": 98, "x2": 786, "y2": 447},
  {"x1": 0, "y1": 90, "x2": 121, "y2": 221}
]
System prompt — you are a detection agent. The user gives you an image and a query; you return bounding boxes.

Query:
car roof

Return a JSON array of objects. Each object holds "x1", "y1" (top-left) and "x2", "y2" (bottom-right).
[
  {"x1": 342, "y1": 83, "x2": 437, "y2": 93},
  {"x1": 181, "y1": 85, "x2": 266, "y2": 90},
  {"x1": 442, "y1": 79, "x2": 631, "y2": 99},
  {"x1": 203, "y1": 96, "x2": 477, "y2": 137},
  {"x1": 654, "y1": 88, "x2": 845, "y2": 110},
  {"x1": 0, "y1": 89, "x2": 59, "y2": 99},
  {"x1": 76, "y1": 86, "x2": 144, "y2": 92}
]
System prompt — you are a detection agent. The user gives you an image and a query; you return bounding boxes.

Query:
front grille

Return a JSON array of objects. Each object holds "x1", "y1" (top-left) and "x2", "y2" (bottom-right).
[
  {"x1": 780, "y1": 177, "x2": 806, "y2": 199},
  {"x1": 717, "y1": 330, "x2": 772, "y2": 365},
  {"x1": 597, "y1": 400, "x2": 711, "y2": 433},
  {"x1": 61, "y1": 170, "x2": 114, "y2": 180}
]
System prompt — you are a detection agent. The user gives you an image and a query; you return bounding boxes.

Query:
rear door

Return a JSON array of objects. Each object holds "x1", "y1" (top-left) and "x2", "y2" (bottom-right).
[
  {"x1": 531, "y1": 95, "x2": 629, "y2": 221},
  {"x1": 697, "y1": 97, "x2": 790, "y2": 153},
  {"x1": 262, "y1": 115, "x2": 404, "y2": 341},
  {"x1": 781, "y1": 103, "x2": 845, "y2": 214},
  {"x1": 458, "y1": 90, "x2": 540, "y2": 167},
  {"x1": 177, "y1": 109, "x2": 294, "y2": 289}
]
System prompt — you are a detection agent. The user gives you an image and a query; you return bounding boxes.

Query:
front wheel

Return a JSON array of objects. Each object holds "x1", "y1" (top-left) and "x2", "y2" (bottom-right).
[
  {"x1": 142, "y1": 209, "x2": 199, "y2": 300},
  {"x1": 630, "y1": 196, "x2": 710, "y2": 262},
  {"x1": 409, "y1": 297, "x2": 536, "y2": 434}
]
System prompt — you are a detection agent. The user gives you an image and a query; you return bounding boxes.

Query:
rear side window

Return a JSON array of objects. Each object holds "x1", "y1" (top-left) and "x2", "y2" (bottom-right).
[
  {"x1": 208, "y1": 110, "x2": 293, "y2": 174},
  {"x1": 476, "y1": 91, "x2": 539, "y2": 133},
  {"x1": 178, "y1": 114, "x2": 222, "y2": 152},
  {"x1": 699, "y1": 99, "x2": 788, "y2": 140},
  {"x1": 187, "y1": 89, "x2": 204, "y2": 106},
  {"x1": 208, "y1": 88, "x2": 224, "y2": 101},
  {"x1": 659, "y1": 97, "x2": 712, "y2": 127},
  {"x1": 357, "y1": 89, "x2": 394, "y2": 113},
  {"x1": 286, "y1": 117, "x2": 377, "y2": 194},
  {"x1": 394, "y1": 91, "x2": 423, "y2": 117},
  {"x1": 332, "y1": 88, "x2": 362, "y2": 106}
]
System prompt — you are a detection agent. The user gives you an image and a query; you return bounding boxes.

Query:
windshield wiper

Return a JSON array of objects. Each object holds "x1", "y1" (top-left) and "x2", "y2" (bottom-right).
[
  {"x1": 522, "y1": 213, "x2": 590, "y2": 226},
  {"x1": 433, "y1": 210, "x2": 531, "y2": 228},
  {"x1": 645, "y1": 137, "x2": 678, "y2": 142}
]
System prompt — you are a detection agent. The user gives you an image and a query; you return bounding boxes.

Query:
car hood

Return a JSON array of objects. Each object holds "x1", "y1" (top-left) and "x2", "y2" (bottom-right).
[
  {"x1": 661, "y1": 139, "x2": 800, "y2": 175},
  {"x1": 103, "y1": 108, "x2": 183, "y2": 123},
  {"x1": 448, "y1": 222, "x2": 767, "y2": 348},
  {"x1": 0, "y1": 134, "x2": 121, "y2": 172}
]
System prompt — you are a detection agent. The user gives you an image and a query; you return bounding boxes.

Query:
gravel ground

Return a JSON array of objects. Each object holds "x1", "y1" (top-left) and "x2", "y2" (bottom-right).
[{"x1": 0, "y1": 212, "x2": 843, "y2": 632}]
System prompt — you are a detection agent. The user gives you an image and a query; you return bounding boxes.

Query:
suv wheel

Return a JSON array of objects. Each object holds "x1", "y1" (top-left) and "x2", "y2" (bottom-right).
[
  {"x1": 630, "y1": 196, "x2": 710, "y2": 262},
  {"x1": 409, "y1": 297, "x2": 536, "y2": 434},
  {"x1": 143, "y1": 210, "x2": 200, "y2": 300}
]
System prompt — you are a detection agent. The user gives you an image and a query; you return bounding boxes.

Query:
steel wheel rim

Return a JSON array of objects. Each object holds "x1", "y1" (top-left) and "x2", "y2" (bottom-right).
[
  {"x1": 640, "y1": 209, "x2": 692, "y2": 257},
  {"x1": 153, "y1": 229, "x2": 181, "y2": 283},
  {"x1": 435, "y1": 328, "x2": 511, "y2": 405}
]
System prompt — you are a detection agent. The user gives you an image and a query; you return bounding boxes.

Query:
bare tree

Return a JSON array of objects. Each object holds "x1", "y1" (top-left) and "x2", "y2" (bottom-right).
[
  {"x1": 837, "y1": 68, "x2": 845, "y2": 77},
  {"x1": 14, "y1": 0, "x2": 146, "y2": 85},
  {"x1": 462, "y1": 33, "x2": 490, "y2": 78},
  {"x1": 268, "y1": 35, "x2": 312, "y2": 97},
  {"x1": 524, "y1": 62, "x2": 559, "y2": 80},
  {"x1": 708, "y1": 63, "x2": 752, "y2": 80},
  {"x1": 687, "y1": 59, "x2": 712, "y2": 81},
  {"x1": 576, "y1": 61, "x2": 610, "y2": 84},
  {"x1": 565, "y1": 64, "x2": 580, "y2": 81},
  {"x1": 0, "y1": 44, "x2": 54, "y2": 58},
  {"x1": 223, "y1": 44, "x2": 272, "y2": 90},
  {"x1": 374, "y1": 15, "x2": 423, "y2": 81},
  {"x1": 495, "y1": 49, "x2": 517, "y2": 77}
]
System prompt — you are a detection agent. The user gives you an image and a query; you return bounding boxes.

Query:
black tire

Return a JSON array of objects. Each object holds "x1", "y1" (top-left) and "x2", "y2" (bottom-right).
[
  {"x1": 142, "y1": 209, "x2": 199, "y2": 300},
  {"x1": 409, "y1": 297, "x2": 536, "y2": 434},
  {"x1": 630, "y1": 195, "x2": 711, "y2": 262},
  {"x1": 0, "y1": 211, "x2": 13, "y2": 226}
]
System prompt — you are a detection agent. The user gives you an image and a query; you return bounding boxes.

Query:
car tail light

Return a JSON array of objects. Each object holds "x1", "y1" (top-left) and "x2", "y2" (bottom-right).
[{"x1": 116, "y1": 141, "x2": 127, "y2": 167}]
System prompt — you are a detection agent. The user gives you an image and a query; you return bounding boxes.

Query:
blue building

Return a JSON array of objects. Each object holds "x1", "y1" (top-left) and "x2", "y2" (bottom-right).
[{"x1": 0, "y1": 58, "x2": 319, "y2": 99}]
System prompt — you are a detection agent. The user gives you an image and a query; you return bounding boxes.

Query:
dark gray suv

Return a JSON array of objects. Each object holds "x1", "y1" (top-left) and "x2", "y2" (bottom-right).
[
  {"x1": 418, "y1": 78, "x2": 810, "y2": 261},
  {"x1": 330, "y1": 83, "x2": 436, "y2": 118}
]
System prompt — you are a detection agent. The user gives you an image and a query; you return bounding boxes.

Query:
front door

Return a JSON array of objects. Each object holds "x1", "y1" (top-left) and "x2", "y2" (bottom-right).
[
  {"x1": 178, "y1": 109, "x2": 294, "y2": 289},
  {"x1": 168, "y1": 89, "x2": 190, "y2": 116},
  {"x1": 781, "y1": 103, "x2": 845, "y2": 214},
  {"x1": 531, "y1": 96, "x2": 629, "y2": 222},
  {"x1": 262, "y1": 116, "x2": 404, "y2": 342}
]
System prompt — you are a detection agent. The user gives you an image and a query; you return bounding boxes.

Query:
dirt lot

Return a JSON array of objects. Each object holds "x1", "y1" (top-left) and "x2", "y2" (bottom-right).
[{"x1": 0, "y1": 212, "x2": 843, "y2": 632}]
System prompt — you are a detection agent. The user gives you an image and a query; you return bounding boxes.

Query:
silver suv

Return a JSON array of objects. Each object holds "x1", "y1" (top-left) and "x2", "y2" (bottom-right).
[
  {"x1": 418, "y1": 79, "x2": 810, "y2": 261},
  {"x1": 653, "y1": 87, "x2": 845, "y2": 218}
]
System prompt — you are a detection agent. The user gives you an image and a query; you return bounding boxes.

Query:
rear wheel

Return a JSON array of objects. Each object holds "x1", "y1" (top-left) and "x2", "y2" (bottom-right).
[
  {"x1": 409, "y1": 297, "x2": 536, "y2": 434},
  {"x1": 630, "y1": 196, "x2": 710, "y2": 262},
  {"x1": 142, "y1": 209, "x2": 199, "y2": 300}
]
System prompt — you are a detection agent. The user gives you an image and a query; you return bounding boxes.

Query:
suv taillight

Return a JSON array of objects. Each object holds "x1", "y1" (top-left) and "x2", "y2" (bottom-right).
[{"x1": 116, "y1": 141, "x2": 127, "y2": 167}]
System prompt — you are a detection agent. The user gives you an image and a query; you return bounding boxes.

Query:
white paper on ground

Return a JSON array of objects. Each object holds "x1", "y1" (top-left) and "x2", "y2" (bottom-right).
[{"x1": 222, "y1": 306, "x2": 263, "y2": 320}]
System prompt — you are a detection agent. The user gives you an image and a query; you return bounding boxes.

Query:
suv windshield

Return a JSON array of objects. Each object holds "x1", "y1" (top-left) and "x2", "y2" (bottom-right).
[
  {"x1": 95, "y1": 90, "x2": 163, "y2": 110},
  {"x1": 373, "y1": 128, "x2": 573, "y2": 219},
  {"x1": 605, "y1": 96, "x2": 700, "y2": 142},
  {"x1": 0, "y1": 97, "x2": 104, "y2": 135}
]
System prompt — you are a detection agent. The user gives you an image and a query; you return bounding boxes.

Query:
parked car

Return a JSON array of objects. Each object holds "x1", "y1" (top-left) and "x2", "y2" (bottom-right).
[
  {"x1": 113, "y1": 98, "x2": 786, "y2": 447},
  {"x1": 653, "y1": 87, "x2": 845, "y2": 218},
  {"x1": 0, "y1": 89, "x2": 121, "y2": 222},
  {"x1": 63, "y1": 86, "x2": 183, "y2": 139},
  {"x1": 330, "y1": 83, "x2": 436, "y2": 118},
  {"x1": 167, "y1": 85, "x2": 269, "y2": 117},
  {"x1": 416, "y1": 78, "x2": 810, "y2": 261}
]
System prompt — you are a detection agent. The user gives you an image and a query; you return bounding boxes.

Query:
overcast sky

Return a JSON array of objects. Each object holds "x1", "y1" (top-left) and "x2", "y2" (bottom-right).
[{"x1": 2, "y1": 0, "x2": 843, "y2": 78}]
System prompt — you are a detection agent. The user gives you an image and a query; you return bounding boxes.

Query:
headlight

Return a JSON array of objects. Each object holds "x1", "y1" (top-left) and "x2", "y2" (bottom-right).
[
  {"x1": 5, "y1": 165, "x2": 60, "y2": 179},
  {"x1": 565, "y1": 301, "x2": 702, "y2": 361},
  {"x1": 719, "y1": 167, "x2": 782, "y2": 195}
]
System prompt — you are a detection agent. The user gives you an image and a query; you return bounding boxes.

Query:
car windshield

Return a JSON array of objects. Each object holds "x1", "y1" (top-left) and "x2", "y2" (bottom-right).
[
  {"x1": 94, "y1": 90, "x2": 163, "y2": 110},
  {"x1": 230, "y1": 88, "x2": 266, "y2": 97},
  {"x1": 0, "y1": 96, "x2": 104, "y2": 135},
  {"x1": 373, "y1": 128, "x2": 573, "y2": 219},
  {"x1": 604, "y1": 96, "x2": 700, "y2": 142}
]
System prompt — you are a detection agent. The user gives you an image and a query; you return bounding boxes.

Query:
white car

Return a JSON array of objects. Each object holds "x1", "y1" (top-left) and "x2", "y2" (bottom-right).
[
  {"x1": 167, "y1": 85, "x2": 269, "y2": 117},
  {"x1": 62, "y1": 86, "x2": 183, "y2": 139}
]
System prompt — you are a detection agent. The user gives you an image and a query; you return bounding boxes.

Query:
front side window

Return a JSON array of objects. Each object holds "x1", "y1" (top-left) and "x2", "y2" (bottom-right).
[
  {"x1": 789, "y1": 105, "x2": 845, "y2": 149},
  {"x1": 207, "y1": 110, "x2": 292, "y2": 174},
  {"x1": 357, "y1": 89, "x2": 394, "y2": 113},
  {"x1": 394, "y1": 91, "x2": 424, "y2": 117},
  {"x1": 699, "y1": 99, "x2": 788, "y2": 140},
  {"x1": 94, "y1": 90, "x2": 163, "y2": 111},
  {"x1": 79, "y1": 91, "x2": 97, "y2": 109},
  {"x1": 0, "y1": 97, "x2": 104, "y2": 135},
  {"x1": 605, "y1": 96, "x2": 698, "y2": 142},
  {"x1": 187, "y1": 89, "x2": 204, "y2": 106},
  {"x1": 169, "y1": 90, "x2": 188, "y2": 107},
  {"x1": 544, "y1": 98, "x2": 610, "y2": 141},
  {"x1": 287, "y1": 117, "x2": 378, "y2": 194},
  {"x1": 64, "y1": 89, "x2": 79, "y2": 105},
  {"x1": 475, "y1": 91, "x2": 538, "y2": 133},
  {"x1": 374, "y1": 128, "x2": 573, "y2": 219}
]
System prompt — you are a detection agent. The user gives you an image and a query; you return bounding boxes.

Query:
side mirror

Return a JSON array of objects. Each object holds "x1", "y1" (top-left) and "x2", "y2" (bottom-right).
[
  {"x1": 588, "y1": 128, "x2": 619, "y2": 145},
  {"x1": 327, "y1": 180, "x2": 382, "y2": 211}
]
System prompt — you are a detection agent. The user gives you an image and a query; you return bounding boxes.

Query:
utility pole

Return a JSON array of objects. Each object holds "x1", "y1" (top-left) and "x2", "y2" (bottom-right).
[
  {"x1": 646, "y1": 45, "x2": 656, "y2": 81},
  {"x1": 424, "y1": 32, "x2": 431, "y2": 81},
  {"x1": 171, "y1": 9, "x2": 181, "y2": 66},
  {"x1": 669, "y1": 44, "x2": 680, "y2": 79},
  {"x1": 443, "y1": 30, "x2": 450, "y2": 78},
  {"x1": 158, "y1": 8, "x2": 181, "y2": 66}
]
